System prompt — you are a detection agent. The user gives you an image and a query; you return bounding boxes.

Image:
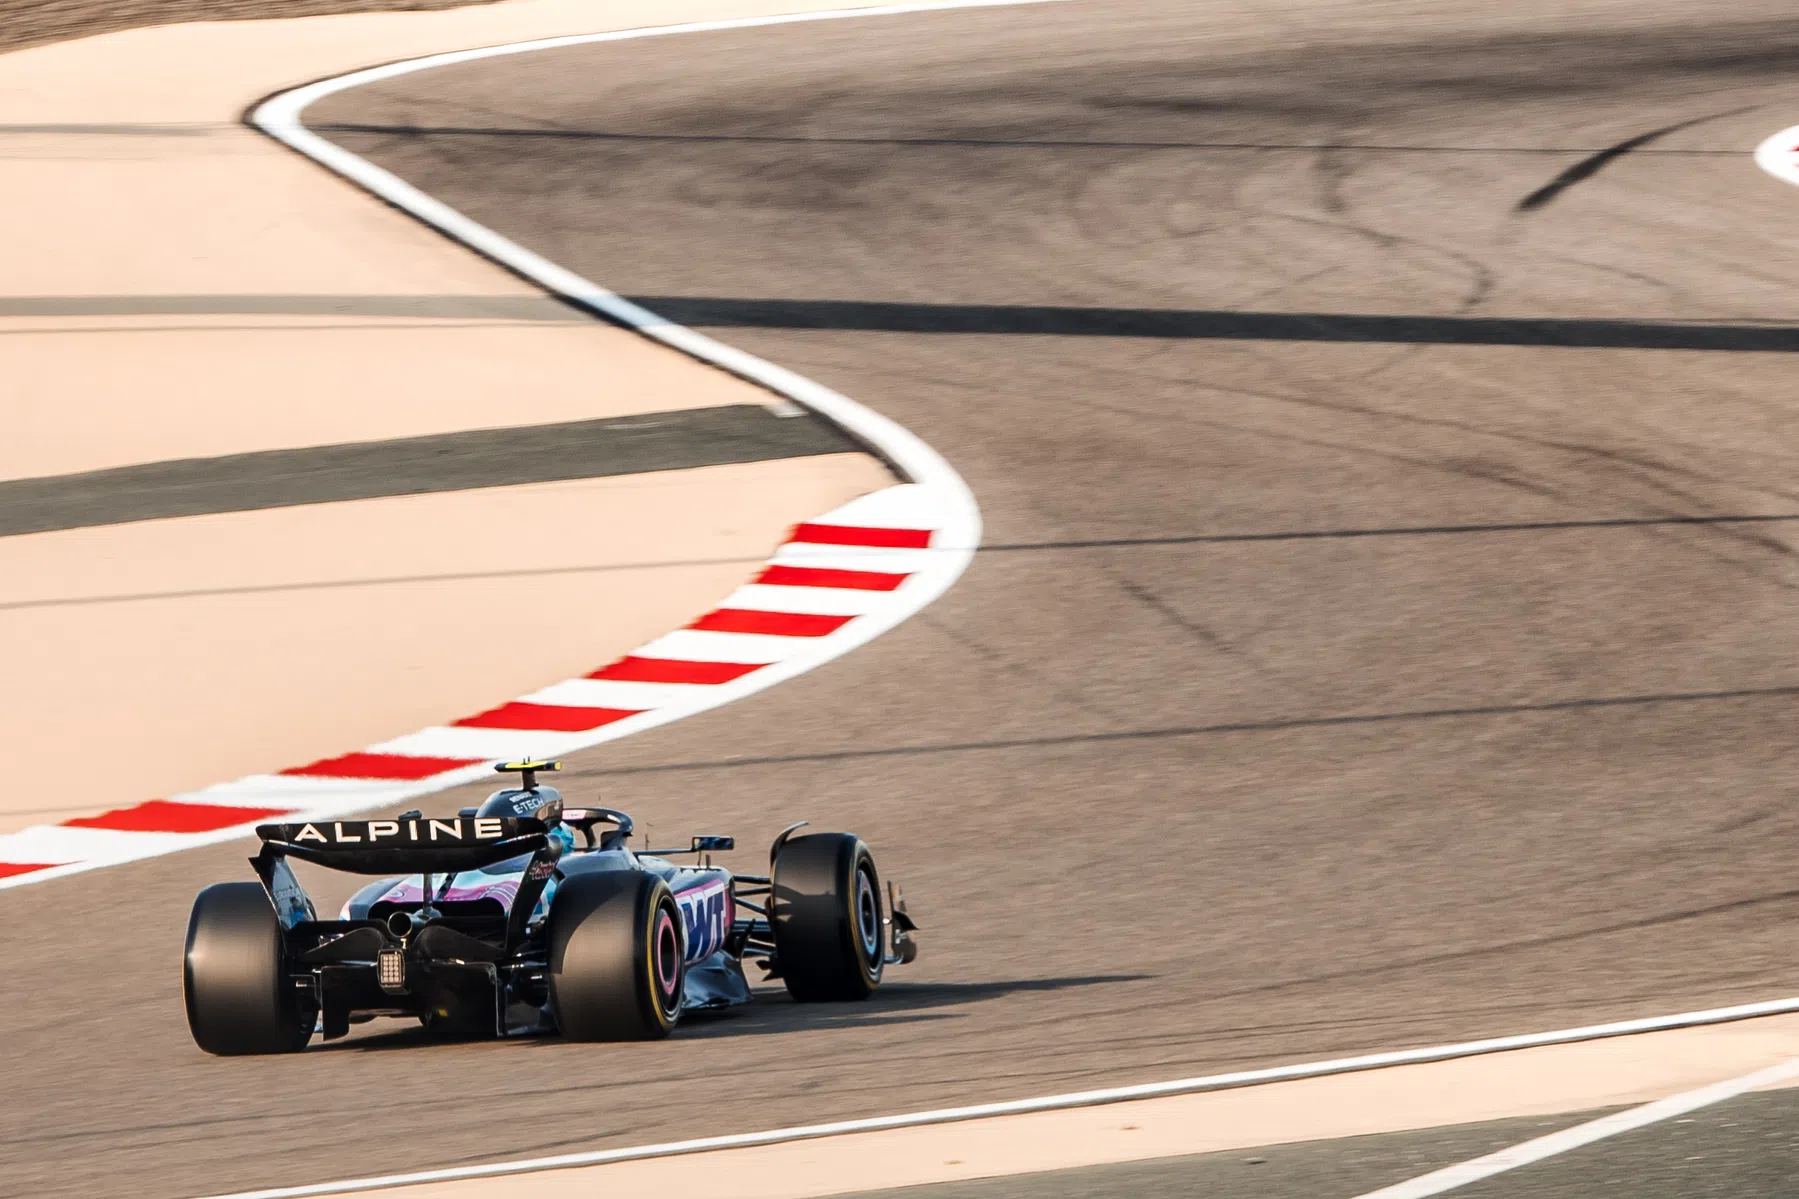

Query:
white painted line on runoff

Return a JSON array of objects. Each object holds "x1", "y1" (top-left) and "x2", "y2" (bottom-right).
[
  {"x1": 1350, "y1": 1054, "x2": 1799, "y2": 1199},
  {"x1": 1754, "y1": 124, "x2": 1799, "y2": 188},
  {"x1": 190, "y1": 995, "x2": 1799, "y2": 1199}
]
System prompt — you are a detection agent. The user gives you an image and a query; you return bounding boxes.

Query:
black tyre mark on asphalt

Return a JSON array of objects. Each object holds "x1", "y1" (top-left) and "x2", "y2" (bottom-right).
[
  {"x1": 979, "y1": 512, "x2": 1799, "y2": 552},
  {"x1": 300, "y1": 121, "x2": 1752, "y2": 158},
  {"x1": 1, "y1": 405, "x2": 860, "y2": 537},
  {"x1": 619, "y1": 297, "x2": 1799, "y2": 351},
  {"x1": 579, "y1": 684, "x2": 1799, "y2": 776},
  {"x1": 1516, "y1": 107, "x2": 1756, "y2": 211},
  {"x1": 1204, "y1": 886, "x2": 1799, "y2": 1003}
]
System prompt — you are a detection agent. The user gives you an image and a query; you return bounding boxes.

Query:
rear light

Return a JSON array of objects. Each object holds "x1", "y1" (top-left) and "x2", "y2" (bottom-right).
[{"x1": 377, "y1": 947, "x2": 407, "y2": 993}]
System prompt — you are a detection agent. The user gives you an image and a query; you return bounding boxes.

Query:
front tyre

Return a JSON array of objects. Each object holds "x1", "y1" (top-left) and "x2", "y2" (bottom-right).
[
  {"x1": 547, "y1": 872, "x2": 683, "y2": 1040},
  {"x1": 184, "y1": 882, "x2": 314, "y2": 1055},
  {"x1": 771, "y1": 833, "x2": 884, "y2": 1001}
]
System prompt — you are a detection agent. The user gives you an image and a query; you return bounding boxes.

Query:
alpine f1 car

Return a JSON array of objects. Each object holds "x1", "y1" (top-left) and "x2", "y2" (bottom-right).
[{"x1": 182, "y1": 760, "x2": 917, "y2": 1054}]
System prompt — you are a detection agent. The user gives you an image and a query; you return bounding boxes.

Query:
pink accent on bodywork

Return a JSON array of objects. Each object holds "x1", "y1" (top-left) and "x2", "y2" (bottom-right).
[{"x1": 376, "y1": 875, "x2": 522, "y2": 909}]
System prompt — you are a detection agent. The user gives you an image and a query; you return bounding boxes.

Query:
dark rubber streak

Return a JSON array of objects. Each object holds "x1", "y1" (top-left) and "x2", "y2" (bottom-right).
[
  {"x1": 620, "y1": 297, "x2": 1799, "y2": 351},
  {"x1": 578, "y1": 684, "x2": 1799, "y2": 775},
  {"x1": 304, "y1": 121, "x2": 1751, "y2": 156},
  {"x1": 979, "y1": 512, "x2": 1799, "y2": 551},
  {"x1": 1515, "y1": 107, "x2": 1754, "y2": 210}
]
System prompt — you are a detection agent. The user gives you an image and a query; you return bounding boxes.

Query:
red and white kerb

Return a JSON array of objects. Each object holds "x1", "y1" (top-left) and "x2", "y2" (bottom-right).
[{"x1": 0, "y1": 483, "x2": 966, "y2": 889}]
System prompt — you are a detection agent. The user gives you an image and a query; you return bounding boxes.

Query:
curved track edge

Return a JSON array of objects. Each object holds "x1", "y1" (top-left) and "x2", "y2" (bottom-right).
[{"x1": 0, "y1": 2, "x2": 1083, "y2": 891}]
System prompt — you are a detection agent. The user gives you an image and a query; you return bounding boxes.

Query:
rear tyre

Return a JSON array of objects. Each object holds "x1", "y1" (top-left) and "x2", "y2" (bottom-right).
[
  {"x1": 547, "y1": 872, "x2": 683, "y2": 1040},
  {"x1": 184, "y1": 882, "x2": 314, "y2": 1055},
  {"x1": 771, "y1": 833, "x2": 884, "y2": 1001}
]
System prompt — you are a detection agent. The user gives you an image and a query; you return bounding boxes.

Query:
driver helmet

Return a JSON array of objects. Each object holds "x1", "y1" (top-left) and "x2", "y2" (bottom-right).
[{"x1": 476, "y1": 785, "x2": 574, "y2": 855}]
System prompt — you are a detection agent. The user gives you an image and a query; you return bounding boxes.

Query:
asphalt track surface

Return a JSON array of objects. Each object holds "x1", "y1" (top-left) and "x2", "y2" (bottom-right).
[{"x1": 9, "y1": 1, "x2": 1799, "y2": 1195}]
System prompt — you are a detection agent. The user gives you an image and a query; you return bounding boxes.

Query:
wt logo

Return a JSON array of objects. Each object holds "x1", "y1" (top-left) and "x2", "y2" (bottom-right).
[{"x1": 679, "y1": 885, "x2": 729, "y2": 961}]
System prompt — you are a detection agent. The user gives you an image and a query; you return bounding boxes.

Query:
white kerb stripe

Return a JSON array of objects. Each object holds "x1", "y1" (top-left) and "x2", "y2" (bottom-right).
[
  {"x1": 365, "y1": 726, "x2": 619, "y2": 760},
  {"x1": 173, "y1": 775, "x2": 422, "y2": 808},
  {"x1": 767, "y1": 545, "x2": 936, "y2": 574},
  {"x1": 820, "y1": 482, "x2": 947, "y2": 528},
  {"x1": 633, "y1": 629, "x2": 803, "y2": 664},
  {"x1": 0, "y1": 824, "x2": 215, "y2": 863},
  {"x1": 716, "y1": 583, "x2": 892, "y2": 617},
  {"x1": 1349, "y1": 1055, "x2": 1799, "y2": 1199},
  {"x1": 520, "y1": 678, "x2": 709, "y2": 711}
]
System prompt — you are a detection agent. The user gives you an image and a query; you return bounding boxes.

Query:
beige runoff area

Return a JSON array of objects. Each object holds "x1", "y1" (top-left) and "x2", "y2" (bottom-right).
[
  {"x1": 338, "y1": 1014, "x2": 1799, "y2": 1199},
  {"x1": 0, "y1": 0, "x2": 906, "y2": 479},
  {"x1": 0, "y1": 0, "x2": 902, "y2": 827},
  {"x1": 0, "y1": 456, "x2": 885, "y2": 835}
]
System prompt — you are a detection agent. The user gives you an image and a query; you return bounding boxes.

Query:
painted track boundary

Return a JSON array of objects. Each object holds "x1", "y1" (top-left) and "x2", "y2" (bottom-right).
[
  {"x1": 192, "y1": 994, "x2": 1799, "y2": 1199},
  {"x1": 1756, "y1": 123, "x2": 1799, "y2": 188}
]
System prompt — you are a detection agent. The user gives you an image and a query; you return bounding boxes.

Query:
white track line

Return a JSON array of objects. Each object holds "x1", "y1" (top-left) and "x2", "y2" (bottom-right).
[
  {"x1": 189, "y1": 995, "x2": 1799, "y2": 1199},
  {"x1": 1350, "y1": 1054, "x2": 1799, "y2": 1199},
  {"x1": 1755, "y1": 124, "x2": 1799, "y2": 188}
]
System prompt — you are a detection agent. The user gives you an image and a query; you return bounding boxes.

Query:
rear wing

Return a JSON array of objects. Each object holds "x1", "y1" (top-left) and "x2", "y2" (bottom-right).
[{"x1": 256, "y1": 816, "x2": 548, "y2": 874}]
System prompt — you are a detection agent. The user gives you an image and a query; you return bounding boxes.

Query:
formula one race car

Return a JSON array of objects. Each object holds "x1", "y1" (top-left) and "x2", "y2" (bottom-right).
[{"x1": 182, "y1": 760, "x2": 916, "y2": 1054}]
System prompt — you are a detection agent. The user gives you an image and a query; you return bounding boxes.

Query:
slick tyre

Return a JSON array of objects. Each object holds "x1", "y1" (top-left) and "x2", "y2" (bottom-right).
[
  {"x1": 548, "y1": 872, "x2": 682, "y2": 1040},
  {"x1": 183, "y1": 882, "x2": 314, "y2": 1055},
  {"x1": 771, "y1": 833, "x2": 884, "y2": 1001}
]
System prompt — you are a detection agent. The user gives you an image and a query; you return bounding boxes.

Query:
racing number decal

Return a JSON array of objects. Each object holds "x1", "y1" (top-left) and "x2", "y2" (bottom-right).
[{"x1": 677, "y1": 882, "x2": 730, "y2": 962}]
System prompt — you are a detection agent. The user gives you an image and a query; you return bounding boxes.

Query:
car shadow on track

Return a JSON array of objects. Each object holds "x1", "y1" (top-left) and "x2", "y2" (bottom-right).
[
  {"x1": 679, "y1": 973, "x2": 1155, "y2": 1040},
  {"x1": 311, "y1": 974, "x2": 1150, "y2": 1052}
]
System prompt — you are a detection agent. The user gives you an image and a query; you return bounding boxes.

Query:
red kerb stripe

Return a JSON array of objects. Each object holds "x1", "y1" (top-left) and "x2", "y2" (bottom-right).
[
  {"x1": 281, "y1": 752, "x2": 482, "y2": 780},
  {"x1": 455, "y1": 702, "x2": 640, "y2": 732},
  {"x1": 788, "y1": 523, "x2": 932, "y2": 549},
  {"x1": 0, "y1": 862, "x2": 58, "y2": 880},
  {"x1": 590, "y1": 657, "x2": 765, "y2": 685},
  {"x1": 64, "y1": 799, "x2": 292, "y2": 835},
  {"x1": 756, "y1": 564, "x2": 908, "y2": 591},
  {"x1": 689, "y1": 608, "x2": 853, "y2": 637}
]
